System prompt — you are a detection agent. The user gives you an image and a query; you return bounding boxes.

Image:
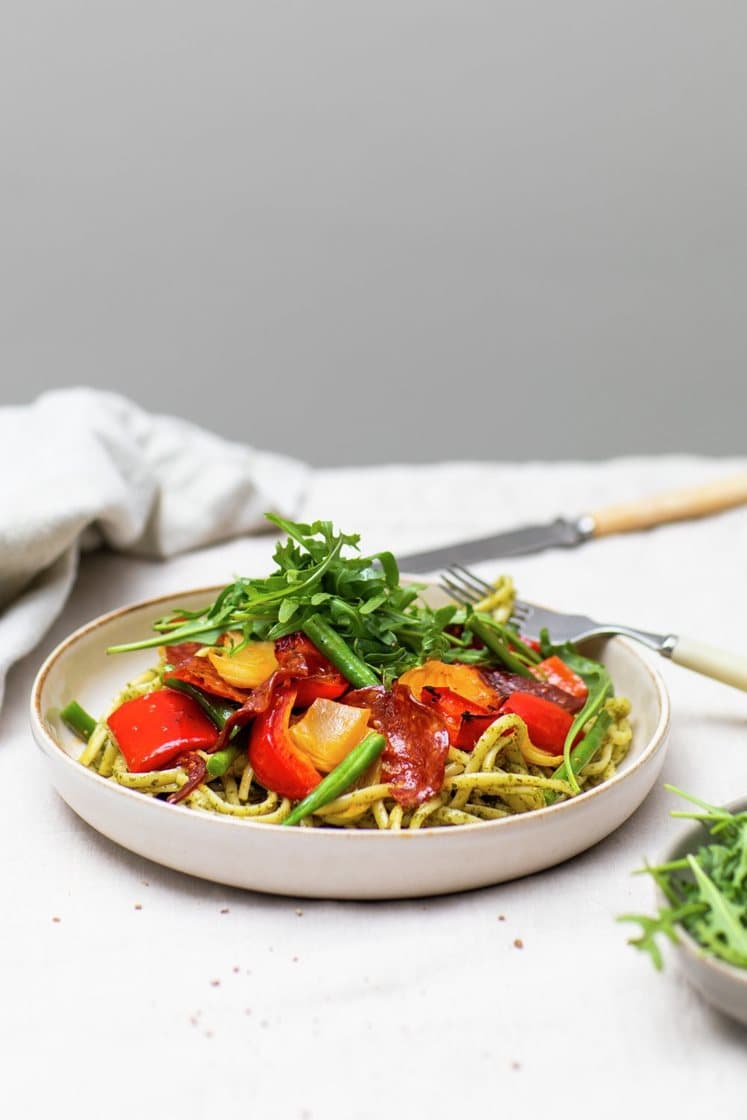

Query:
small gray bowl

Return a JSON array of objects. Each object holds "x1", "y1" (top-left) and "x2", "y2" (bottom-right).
[{"x1": 656, "y1": 795, "x2": 747, "y2": 1025}]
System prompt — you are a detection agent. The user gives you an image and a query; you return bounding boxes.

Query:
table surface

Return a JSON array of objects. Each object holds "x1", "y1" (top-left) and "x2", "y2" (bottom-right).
[{"x1": 3, "y1": 455, "x2": 746, "y2": 1118}]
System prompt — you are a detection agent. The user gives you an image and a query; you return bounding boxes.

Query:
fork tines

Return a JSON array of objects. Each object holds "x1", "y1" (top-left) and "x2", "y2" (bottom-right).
[
  {"x1": 439, "y1": 564, "x2": 494, "y2": 605},
  {"x1": 510, "y1": 601, "x2": 531, "y2": 624},
  {"x1": 439, "y1": 564, "x2": 536, "y2": 633}
]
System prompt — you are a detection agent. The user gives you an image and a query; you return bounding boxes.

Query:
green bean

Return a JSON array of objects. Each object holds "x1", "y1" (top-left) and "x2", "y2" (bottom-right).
[
  {"x1": 60, "y1": 700, "x2": 97, "y2": 742},
  {"x1": 500, "y1": 625, "x2": 542, "y2": 665},
  {"x1": 282, "y1": 732, "x2": 387, "y2": 826},
  {"x1": 206, "y1": 744, "x2": 243, "y2": 778},
  {"x1": 544, "y1": 710, "x2": 613, "y2": 805},
  {"x1": 302, "y1": 614, "x2": 380, "y2": 688},
  {"x1": 163, "y1": 679, "x2": 246, "y2": 776},
  {"x1": 163, "y1": 677, "x2": 236, "y2": 729},
  {"x1": 466, "y1": 617, "x2": 532, "y2": 677}
]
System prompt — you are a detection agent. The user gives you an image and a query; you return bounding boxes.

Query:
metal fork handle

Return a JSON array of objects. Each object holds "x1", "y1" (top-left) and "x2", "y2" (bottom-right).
[{"x1": 583, "y1": 624, "x2": 674, "y2": 654}]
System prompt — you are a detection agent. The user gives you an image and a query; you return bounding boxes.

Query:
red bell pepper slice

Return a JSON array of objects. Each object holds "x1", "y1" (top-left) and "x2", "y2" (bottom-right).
[
  {"x1": 480, "y1": 668, "x2": 585, "y2": 713},
  {"x1": 530, "y1": 655, "x2": 588, "y2": 702},
  {"x1": 419, "y1": 686, "x2": 499, "y2": 750},
  {"x1": 499, "y1": 691, "x2": 573, "y2": 755},
  {"x1": 293, "y1": 675, "x2": 348, "y2": 707},
  {"x1": 274, "y1": 633, "x2": 348, "y2": 707},
  {"x1": 107, "y1": 687, "x2": 219, "y2": 773},
  {"x1": 248, "y1": 683, "x2": 323, "y2": 800}
]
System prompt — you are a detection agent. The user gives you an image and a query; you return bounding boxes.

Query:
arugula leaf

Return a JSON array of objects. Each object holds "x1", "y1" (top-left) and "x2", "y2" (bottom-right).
[
  {"x1": 539, "y1": 628, "x2": 613, "y2": 793},
  {"x1": 618, "y1": 896, "x2": 695, "y2": 971},
  {"x1": 106, "y1": 516, "x2": 526, "y2": 684},
  {"x1": 687, "y1": 856, "x2": 747, "y2": 961},
  {"x1": 619, "y1": 787, "x2": 747, "y2": 971}
]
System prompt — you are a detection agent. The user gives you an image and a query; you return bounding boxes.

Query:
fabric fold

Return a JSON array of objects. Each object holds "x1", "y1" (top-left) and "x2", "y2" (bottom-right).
[{"x1": 0, "y1": 387, "x2": 309, "y2": 705}]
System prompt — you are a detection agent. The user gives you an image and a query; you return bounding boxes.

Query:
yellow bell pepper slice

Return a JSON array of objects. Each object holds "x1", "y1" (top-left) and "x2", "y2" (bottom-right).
[
  {"x1": 207, "y1": 636, "x2": 279, "y2": 689},
  {"x1": 289, "y1": 699, "x2": 372, "y2": 773},
  {"x1": 397, "y1": 659, "x2": 499, "y2": 710}
]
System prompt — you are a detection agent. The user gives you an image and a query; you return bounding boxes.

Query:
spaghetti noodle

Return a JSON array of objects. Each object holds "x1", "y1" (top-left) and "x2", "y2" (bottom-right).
[{"x1": 78, "y1": 662, "x2": 633, "y2": 829}]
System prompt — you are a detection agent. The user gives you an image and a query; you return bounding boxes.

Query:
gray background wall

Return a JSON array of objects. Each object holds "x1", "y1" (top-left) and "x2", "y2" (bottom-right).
[{"x1": 3, "y1": 2, "x2": 746, "y2": 466}]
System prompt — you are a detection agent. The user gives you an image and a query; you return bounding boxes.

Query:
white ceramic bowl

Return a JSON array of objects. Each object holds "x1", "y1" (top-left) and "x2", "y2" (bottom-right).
[
  {"x1": 31, "y1": 587, "x2": 671, "y2": 899},
  {"x1": 655, "y1": 796, "x2": 747, "y2": 1025}
]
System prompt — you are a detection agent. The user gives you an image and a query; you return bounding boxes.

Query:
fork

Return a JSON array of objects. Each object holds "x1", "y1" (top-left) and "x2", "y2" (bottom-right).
[{"x1": 440, "y1": 564, "x2": 747, "y2": 692}]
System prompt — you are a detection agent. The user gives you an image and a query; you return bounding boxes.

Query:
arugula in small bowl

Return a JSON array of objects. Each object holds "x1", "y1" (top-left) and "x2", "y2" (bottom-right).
[{"x1": 619, "y1": 786, "x2": 747, "y2": 1024}]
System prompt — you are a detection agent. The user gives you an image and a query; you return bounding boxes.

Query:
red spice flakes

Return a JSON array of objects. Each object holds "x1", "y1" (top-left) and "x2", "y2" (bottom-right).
[{"x1": 513, "y1": 938, "x2": 524, "y2": 949}]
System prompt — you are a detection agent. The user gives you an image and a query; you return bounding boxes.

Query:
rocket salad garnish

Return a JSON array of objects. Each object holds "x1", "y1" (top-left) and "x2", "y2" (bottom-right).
[
  {"x1": 620, "y1": 786, "x2": 747, "y2": 970},
  {"x1": 108, "y1": 516, "x2": 538, "y2": 684}
]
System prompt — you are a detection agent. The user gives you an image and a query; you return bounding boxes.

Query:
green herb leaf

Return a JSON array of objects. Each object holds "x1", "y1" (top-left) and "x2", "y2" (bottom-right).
[
  {"x1": 539, "y1": 628, "x2": 613, "y2": 793},
  {"x1": 106, "y1": 516, "x2": 523, "y2": 680},
  {"x1": 619, "y1": 789, "x2": 747, "y2": 971}
]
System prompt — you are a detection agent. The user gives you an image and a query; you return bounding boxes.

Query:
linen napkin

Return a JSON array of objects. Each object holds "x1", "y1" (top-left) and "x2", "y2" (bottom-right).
[{"x1": 0, "y1": 388, "x2": 309, "y2": 706}]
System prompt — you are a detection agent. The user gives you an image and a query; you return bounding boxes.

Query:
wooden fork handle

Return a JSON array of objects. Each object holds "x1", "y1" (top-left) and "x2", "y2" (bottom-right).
[{"x1": 588, "y1": 473, "x2": 747, "y2": 538}]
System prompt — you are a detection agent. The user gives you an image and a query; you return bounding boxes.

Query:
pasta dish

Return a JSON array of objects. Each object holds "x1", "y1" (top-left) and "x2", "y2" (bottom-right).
[{"x1": 62, "y1": 518, "x2": 632, "y2": 830}]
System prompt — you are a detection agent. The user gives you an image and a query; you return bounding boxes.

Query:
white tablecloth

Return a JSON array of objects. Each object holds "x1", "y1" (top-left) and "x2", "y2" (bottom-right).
[{"x1": 3, "y1": 456, "x2": 746, "y2": 1118}]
